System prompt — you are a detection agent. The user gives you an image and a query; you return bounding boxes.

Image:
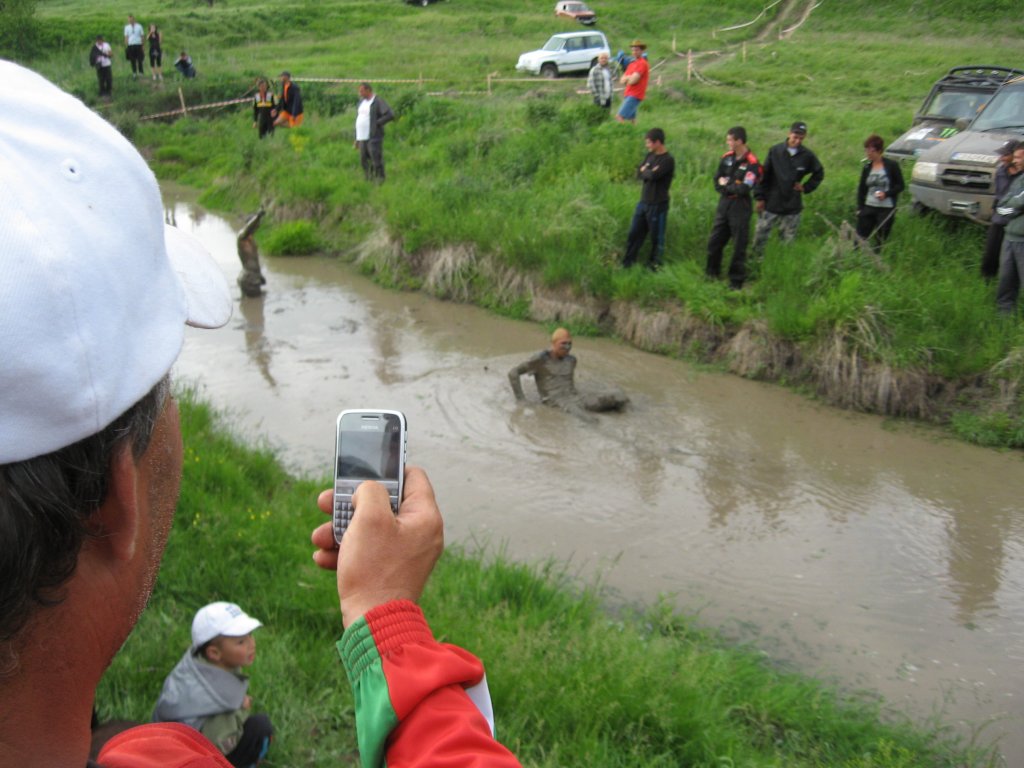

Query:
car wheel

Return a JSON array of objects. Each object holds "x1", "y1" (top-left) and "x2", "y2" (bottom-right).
[{"x1": 540, "y1": 63, "x2": 557, "y2": 79}]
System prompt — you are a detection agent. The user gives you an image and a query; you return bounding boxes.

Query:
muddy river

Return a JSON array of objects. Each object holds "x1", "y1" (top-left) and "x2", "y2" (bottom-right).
[{"x1": 166, "y1": 191, "x2": 1024, "y2": 763}]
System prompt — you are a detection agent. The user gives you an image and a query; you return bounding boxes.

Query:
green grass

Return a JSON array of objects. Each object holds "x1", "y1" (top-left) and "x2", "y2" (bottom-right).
[
  {"x1": 94, "y1": 393, "x2": 1000, "y2": 766},
  {"x1": 10, "y1": 1, "x2": 1024, "y2": 443}
]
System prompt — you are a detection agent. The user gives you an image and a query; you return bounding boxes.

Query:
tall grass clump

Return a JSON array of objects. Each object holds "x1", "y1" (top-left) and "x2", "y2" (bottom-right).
[{"x1": 95, "y1": 394, "x2": 999, "y2": 767}]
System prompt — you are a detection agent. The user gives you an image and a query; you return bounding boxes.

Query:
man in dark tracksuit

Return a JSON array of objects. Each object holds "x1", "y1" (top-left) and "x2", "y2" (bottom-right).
[
  {"x1": 706, "y1": 126, "x2": 762, "y2": 289},
  {"x1": 753, "y1": 121, "x2": 824, "y2": 257},
  {"x1": 983, "y1": 140, "x2": 1020, "y2": 280},
  {"x1": 621, "y1": 127, "x2": 675, "y2": 270},
  {"x1": 354, "y1": 82, "x2": 395, "y2": 182}
]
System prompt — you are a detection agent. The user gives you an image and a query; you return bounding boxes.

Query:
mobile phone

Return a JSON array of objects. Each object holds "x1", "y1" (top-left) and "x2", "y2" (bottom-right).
[{"x1": 333, "y1": 409, "x2": 407, "y2": 544}]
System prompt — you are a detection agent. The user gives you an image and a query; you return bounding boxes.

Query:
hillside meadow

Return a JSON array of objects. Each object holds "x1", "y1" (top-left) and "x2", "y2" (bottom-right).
[{"x1": 9, "y1": 0, "x2": 1024, "y2": 446}]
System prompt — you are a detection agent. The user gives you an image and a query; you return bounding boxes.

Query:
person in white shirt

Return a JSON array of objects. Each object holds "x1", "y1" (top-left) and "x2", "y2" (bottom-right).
[
  {"x1": 353, "y1": 82, "x2": 395, "y2": 182},
  {"x1": 124, "y1": 14, "x2": 145, "y2": 78},
  {"x1": 92, "y1": 34, "x2": 113, "y2": 96}
]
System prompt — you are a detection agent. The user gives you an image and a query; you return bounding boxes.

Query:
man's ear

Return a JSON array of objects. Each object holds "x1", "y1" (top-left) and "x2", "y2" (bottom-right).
[{"x1": 85, "y1": 445, "x2": 141, "y2": 563}]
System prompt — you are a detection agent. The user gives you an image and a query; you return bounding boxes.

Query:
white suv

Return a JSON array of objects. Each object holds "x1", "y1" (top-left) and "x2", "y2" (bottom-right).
[{"x1": 516, "y1": 31, "x2": 610, "y2": 78}]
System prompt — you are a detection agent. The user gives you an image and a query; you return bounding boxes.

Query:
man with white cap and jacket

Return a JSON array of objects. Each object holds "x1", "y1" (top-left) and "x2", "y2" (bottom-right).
[{"x1": 0, "y1": 59, "x2": 521, "y2": 768}]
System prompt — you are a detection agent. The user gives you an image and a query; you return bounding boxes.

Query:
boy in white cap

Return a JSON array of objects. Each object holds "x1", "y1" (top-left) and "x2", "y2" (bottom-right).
[{"x1": 153, "y1": 602, "x2": 273, "y2": 765}]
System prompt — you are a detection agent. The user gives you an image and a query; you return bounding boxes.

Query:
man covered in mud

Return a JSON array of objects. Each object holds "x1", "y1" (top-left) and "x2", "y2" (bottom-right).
[{"x1": 508, "y1": 328, "x2": 628, "y2": 413}]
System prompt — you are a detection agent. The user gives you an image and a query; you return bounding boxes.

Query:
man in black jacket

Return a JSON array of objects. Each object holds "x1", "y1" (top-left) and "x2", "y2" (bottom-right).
[
  {"x1": 621, "y1": 127, "x2": 675, "y2": 270},
  {"x1": 706, "y1": 126, "x2": 762, "y2": 289},
  {"x1": 752, "y1": 121, "x2": 824, "y2": 257},
  {"x1": 353, "y1": 82, "x2": 395, "y2": 182}
]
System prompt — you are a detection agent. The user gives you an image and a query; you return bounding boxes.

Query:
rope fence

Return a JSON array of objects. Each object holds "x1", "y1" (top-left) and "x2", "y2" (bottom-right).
[{"x1": 137, "y1": 4, "x2": 821, "y2": 121}]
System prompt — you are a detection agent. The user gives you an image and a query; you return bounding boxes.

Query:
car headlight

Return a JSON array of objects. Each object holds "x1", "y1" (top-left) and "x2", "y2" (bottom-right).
[{"x1": 912, "y1": 162, "x2": 939, "y2": 183}]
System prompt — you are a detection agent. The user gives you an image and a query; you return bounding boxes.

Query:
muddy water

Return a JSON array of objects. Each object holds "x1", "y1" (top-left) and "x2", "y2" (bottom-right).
[{"x1": 167, "y1": 191, "x2": 1024, "y2": 763}]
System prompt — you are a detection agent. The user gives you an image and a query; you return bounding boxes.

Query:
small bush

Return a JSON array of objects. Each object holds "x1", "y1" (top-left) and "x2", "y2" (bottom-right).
[{"x1": 263, "y1": 220, "x2": 321, "y2": 256}]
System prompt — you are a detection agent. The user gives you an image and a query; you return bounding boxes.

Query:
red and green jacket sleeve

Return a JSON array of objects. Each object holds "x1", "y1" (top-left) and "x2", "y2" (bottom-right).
[{"x1": 339, "y1": 600, "x2": 522, "y2": 768}]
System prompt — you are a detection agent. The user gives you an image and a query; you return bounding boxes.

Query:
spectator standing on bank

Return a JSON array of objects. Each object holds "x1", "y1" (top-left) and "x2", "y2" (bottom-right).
[
  {"x1": 353, "y1": 82, "x2": 395, "y2": 182},
  {"x1": 752, "y1": 121, "x2": 824, "y2": 257},
  {"x1": 616, "y1": 40, "x2": 649, "y2": 124},
  {"x1": 91, "y1": 34, "x2": 113, "y2": 97},
  {"x1": 147, "y1": 23, "x2": 163, "y2": 81},
  {"x1": 274, "y1": 71, "x2": 303, "y2": 128},
  {"x1": 995, "y1": 145, "x2": 1024, "y2": 314},
  {"x1": 124, "y1": 14, "x2": 145, "y2": 78},
  {"x1": 621, "y1": 127, "x2": 675, "y2": 270},
  {"x1": 253, "y1": 78, "x2": 277, "y2": 139},
  {"x1": 855, "y1": 134, "x2": 904, "y2": 253},
  {"x1": 587, "y1": 52, "x2": 613, "y2": 112},
  {"x1": 983, "y1": 140, "x2": 1021, "y2": 280},
  {"x1": 706, "y1": 126, "x2": 762, "y2": 289}
]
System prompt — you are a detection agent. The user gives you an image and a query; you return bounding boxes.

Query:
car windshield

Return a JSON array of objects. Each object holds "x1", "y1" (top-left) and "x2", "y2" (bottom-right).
[
  {"x1": 971, "y1": 84, "x2": 1024, "y2": 132},
  {"x1": 921, "y1": 88, "x2": 991, "y2": 121},
  {"x1": 543, "y1": 37, "x2": 566, "y2": 52}
]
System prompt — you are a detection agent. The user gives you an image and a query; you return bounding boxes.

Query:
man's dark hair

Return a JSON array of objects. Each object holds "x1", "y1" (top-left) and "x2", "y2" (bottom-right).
[
  {"x1": 864, "y1": 134, "x2": 885, "y2": 153},
  {"x1": 360, "y1": 81, "x2": 373, "y2": 92},
  {"x1": 645, "y1": 127, "x2": 665, "y2": 144},
  {"x1": 0, "y1": 376, "x2": 171, "y2": 656},
  {"x1": 728, "y1": 126, "x2": 747, "y2": 144}
]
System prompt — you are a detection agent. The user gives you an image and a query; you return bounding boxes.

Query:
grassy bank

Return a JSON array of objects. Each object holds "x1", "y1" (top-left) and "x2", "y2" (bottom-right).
[
  {"x1": 12, "y1": 0, "x2": 1024, "y2": 446},
  {"x1": 93, "y1": 393, "x2": 999, "y2": 766}
]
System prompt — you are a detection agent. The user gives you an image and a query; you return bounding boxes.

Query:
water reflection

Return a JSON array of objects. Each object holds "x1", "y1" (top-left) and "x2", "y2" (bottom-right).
[{"x1": 239, "y1": 295, "x2": 276, "y2": 389}]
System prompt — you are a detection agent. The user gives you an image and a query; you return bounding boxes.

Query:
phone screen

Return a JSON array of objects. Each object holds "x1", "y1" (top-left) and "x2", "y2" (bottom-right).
[
  {"x1": 336, "y1": 415, "x2": 403, "y2": 480},
  {"x1": 333, "y1": 410, "x2": 406, "y2": 544}
]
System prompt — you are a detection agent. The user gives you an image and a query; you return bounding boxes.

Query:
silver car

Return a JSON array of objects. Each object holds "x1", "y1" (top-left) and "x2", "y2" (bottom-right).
[{"x1": 516, "y1": 31, "x2": 610, "y2": 78}]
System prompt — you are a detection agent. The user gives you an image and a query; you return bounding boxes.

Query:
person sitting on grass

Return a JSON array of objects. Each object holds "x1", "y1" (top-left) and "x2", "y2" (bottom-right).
[
  {"x1": 175, "y1": 50, "x2": 197, "y2": 78},
  {"x1": 153, "y1": 602, "x2": 274, "y2": 767}
]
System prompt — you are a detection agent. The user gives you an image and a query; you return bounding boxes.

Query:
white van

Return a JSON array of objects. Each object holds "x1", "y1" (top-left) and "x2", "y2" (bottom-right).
[{"x1": 515, "y1": 31, "x2": 610, "y2": 78}]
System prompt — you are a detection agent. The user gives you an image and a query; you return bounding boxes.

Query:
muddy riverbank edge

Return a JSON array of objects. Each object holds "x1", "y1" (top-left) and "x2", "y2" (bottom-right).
[{"x1": 343, "y1": 226, "x2": 1017, "y2": 430}]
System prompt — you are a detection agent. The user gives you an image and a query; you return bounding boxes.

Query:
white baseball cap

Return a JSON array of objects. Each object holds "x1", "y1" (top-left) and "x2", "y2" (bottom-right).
[
  {"x1": 0, "y1": 60, "x2": 232, "y2": 464},
  {"x1": 191, "y1": 601, "x2": 263, "y2": 650}
]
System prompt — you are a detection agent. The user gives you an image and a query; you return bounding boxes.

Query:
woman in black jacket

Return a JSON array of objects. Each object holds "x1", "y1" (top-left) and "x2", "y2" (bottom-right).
[{"x1": 856, "y1": 134, "x2": 905, "y2": 252}]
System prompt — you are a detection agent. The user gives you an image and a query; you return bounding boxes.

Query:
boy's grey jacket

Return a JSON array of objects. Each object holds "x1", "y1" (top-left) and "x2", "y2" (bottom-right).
[{"x1": 152, "y1": 650, "x2": 249, "y2": 728}]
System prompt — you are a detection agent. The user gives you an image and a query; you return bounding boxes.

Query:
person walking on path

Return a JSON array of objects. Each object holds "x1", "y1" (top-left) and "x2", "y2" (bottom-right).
[
  {"x1": 124, "y1": 14, "x2": 145, "y2": 78},
  {"x1": 706, "y1": 126, "x2": 762, "y2": 289},
  {"x1": 91, "y1": 34, "x2": 113, "y2": 97},
  {"x1": 587, "y1": 52, "x2": 614, "y2": 112},
  {"x1": 621, "y1": 127, "x2": 675, "y2": 270},
  {"x1": 983, "y1": 140, "x2": 1021, "y2": 280},
  {"x1": 274, "y1": 71, "x2": 303, "y2": 128},
  {"x1": 855, "y1": 134, "x2": 904, "y2": 253},
  {"x1": 616, "y1": 40, "x2": 649, "y2": 124},
  {"x1": 354, "y1": 82, "x2": 395, "y2": 182},
  {"x1": 752, "y1": 121, "x2": 824, "y2": 257}
]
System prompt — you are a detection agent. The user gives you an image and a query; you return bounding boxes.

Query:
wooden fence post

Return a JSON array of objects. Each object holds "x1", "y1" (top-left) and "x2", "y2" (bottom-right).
[{"x1": 178, "y1": 87, "x2": 187, "y2": 116}]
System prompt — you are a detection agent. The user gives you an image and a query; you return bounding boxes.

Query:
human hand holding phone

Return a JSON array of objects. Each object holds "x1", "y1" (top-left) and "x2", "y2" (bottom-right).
[{"x1": 312, "y1": 467, "x2": 444, "y2": 628}]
